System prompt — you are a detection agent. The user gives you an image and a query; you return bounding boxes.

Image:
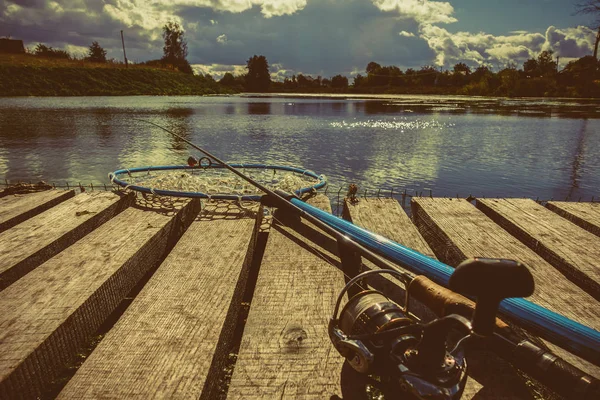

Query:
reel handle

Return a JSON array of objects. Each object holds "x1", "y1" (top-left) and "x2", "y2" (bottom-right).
[
  {"x1": 409, "y1": 274, "x2": 600, "y2": 400},
  {"x1": 449, "y1": 258, "x2": 534, "y2": 336}
]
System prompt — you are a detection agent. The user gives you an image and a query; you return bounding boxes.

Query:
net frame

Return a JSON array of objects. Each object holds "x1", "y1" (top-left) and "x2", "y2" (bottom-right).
[{"x1": 109, "y1": 163, "x2": 327, "y2": 200}]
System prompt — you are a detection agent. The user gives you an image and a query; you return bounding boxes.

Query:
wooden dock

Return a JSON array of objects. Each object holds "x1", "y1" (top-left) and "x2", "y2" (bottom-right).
[{"x1": 0, "y1": 189, "x2": 598, "y2": 399}]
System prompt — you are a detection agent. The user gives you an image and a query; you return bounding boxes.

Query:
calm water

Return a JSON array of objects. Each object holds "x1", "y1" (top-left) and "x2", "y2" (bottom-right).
[{"x1": 0, "y1": 95, "x2": 598, "y2": 201}]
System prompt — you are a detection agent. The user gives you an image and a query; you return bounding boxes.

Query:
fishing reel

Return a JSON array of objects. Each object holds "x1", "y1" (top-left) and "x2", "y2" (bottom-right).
[{"x1": 329, "y1": 258, "x2": 534, "y2": 400}]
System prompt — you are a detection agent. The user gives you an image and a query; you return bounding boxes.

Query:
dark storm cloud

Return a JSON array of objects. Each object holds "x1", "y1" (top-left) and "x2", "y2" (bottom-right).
[
  {"x1": 1, "y1": 0, "x2": 595, "y2": 77},
  {"x1": 0, "y1": 0, "x2": 434, "y2": 74},
  {"x1": 175, "y1": 0, "x2": 434, "y2": 76},
  {"x1": 0, "y1": 0, "x2": 164, "y2": 60}
]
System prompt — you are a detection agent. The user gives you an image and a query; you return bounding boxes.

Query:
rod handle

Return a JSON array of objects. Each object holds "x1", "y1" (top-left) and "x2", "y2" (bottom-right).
[{"x1": 408, "y1": 275, "x2": 509, "y2": 331}]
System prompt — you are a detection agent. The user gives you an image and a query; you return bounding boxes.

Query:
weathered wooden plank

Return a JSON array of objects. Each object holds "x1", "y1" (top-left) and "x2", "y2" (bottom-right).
[
  {"x1": 345, "y1": 198, "x2": 532, "y2": 399},
  {"x1": 342, "y1": 197, "x2": 436, "y2": 305},
  {"x1": 343, "y1": 197, "x2": 436, "y2": 258},
  {"x1": 477, "y1": 198, "x2": 600, "y2": 301},
  {"x1": 547, "y1": 201, "x2": 600, "y2": 238},
  {"x1": 412, "y1": 198, "x2": 600, "y2": 379},
  {"x1": 0, "y1": 189, "x2": 75, "y2": 233},
  {"x1": 227, "y1": 195, "x2": 346, "y2": 399},
  {"x1": 0, "y1": 192, "x2": 132, "y2": 291},
  {"x1": 0, "y1": 198, "x2": 200, "y2": 399},
  {"x1": 57, "y1": 201, "x2": 258, "y2": 399}
]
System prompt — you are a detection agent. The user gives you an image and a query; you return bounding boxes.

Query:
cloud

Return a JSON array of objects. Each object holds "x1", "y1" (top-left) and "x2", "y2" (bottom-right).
[
  {"x1": 175, "y1": 0, "x2": 434, "y2": 75},
  {"x1": 418, "y1": 23, "x2": 596, "y2": 68},
  {"x1": 269, "y1": 62, "x2": 297, "y2": 80},
  {"x1": 64, "y1": 43, "x2": 88, "y2": 56},
  {"x1": 371, "y1": 0, "x2": 456, "y2": 25},
  {"x1": 216, "y1": 33, "x2": 227, "y2": 44},
  {"x1": 1, "y1": 0, "x2": 595, "y2": 78},
  {"x1": 258, "y1": 0, "x2": 307, "y2": 18},
  {"x1": 191, "y1": 62, "x2": 246, "y2": 80},
  {"x1": 369, "y1": 0, "x2": 595, "y2": 69},
  {"x1": 543, "y1": 25, "x2": 597, "y2": 58}
]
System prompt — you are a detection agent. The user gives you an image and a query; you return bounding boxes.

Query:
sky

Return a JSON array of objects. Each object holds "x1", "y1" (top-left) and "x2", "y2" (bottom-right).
[{"x1": 0, "y1": 0, "x2": 598, "y2": 80}]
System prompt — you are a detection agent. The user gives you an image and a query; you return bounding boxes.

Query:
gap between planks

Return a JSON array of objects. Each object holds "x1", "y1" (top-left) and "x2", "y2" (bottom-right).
[
  {"x1": 412, "y1": 197, "x2": 600, "y2": 379},
  {"x1": 227, "y1": 195, "x2": 347, "y2": 399},
  {"x1": 0, "y1": 189, "x2": 75, "y2": 233},
  {"x1": 0, "y1": 192, "x2": 133, "y2": 291},
  {"x1": 57, "y1": 200, "x2": 260, "y2": 399},
  {"x1": 0, "y1": 198, "x2": 200, "y2": 399},
  {"x1": 477, "y1": 198, "x2": 600, "y2": 301},
  {"x1": 344, "y1": 197, "x2": 533, "y2": 400},
  {"x1": 546, "y1": 201, "x2": 600, "y2": 238}
]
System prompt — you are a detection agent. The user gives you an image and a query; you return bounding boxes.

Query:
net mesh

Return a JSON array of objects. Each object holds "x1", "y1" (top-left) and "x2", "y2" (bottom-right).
[{"x1": 118, "y1": 168, "x2": 325, "y2": 197}]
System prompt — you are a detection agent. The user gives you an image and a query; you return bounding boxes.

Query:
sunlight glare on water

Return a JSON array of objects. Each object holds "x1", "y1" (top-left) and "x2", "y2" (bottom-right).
[
  {"x1": 330, "y1": 118, "x2": 454, "y2": 131},
  {"x1": 0, "y1": 95, "x2": 598, "y2": 201}
]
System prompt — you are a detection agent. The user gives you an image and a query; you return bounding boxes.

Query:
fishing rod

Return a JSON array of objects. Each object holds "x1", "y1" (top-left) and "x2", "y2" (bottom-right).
[
  {"x1": 139, "y1": 119, "x2": 599, "y2": 399},
  {"x1": 291, "y1": 199, "x2": 600, "y2": 365},
  {"x1": 136, "y1": 119, "x2": 415, "y2": 282}
]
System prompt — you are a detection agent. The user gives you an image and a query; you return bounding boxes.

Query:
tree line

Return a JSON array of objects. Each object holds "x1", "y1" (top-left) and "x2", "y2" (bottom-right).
[
  {"x1": 219, "y1": 51, "x2": 600, "y2": 98},
  {"x1": 22, "y1": 0, "x2": 600, "y2": 99}
]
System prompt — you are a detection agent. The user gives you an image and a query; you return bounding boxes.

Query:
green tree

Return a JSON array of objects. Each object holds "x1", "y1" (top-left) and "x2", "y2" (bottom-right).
[
  {"x1": 87, "y1": 41, "x2": 107, "y2": 63},
  {"x1": 34, "y1": 43, "x2": 70, "y2": 59},
  {"x1": 245, "y1": 55, "x2": 271, "y2": 92},
  {"x1": 537, "y1": 50, "x2": 557, "y2": 76},
  {"x1": 453, "y1": 63, "x2": 471, "y2": 75},
  {"x1": 353, "y1": 74, "x2": 366, "y2": 88},
  {"x1": 219, "y1": 72, "x2": 236, "y2": 86},
  {"x1": 366, "y1": 61, "x2": 381, "y2": 74},
  {"x1": 559, "y1": 55, "x2": 600, "y2": 96},
  {"x1": 162, "y1": 21, "x2": 191, "y2": 73},
  {"x1": 575, "y1": 0, "x2": 600, "y2": 58},
  {"x1": 523, "y1": 58, "x2": 539, "y2": 78},
  {"x1": 416, "y1": 65, "x2": 438, "y2": 86},
  {"x1": 330, "y1": 74, "x2": 349, "y2": 89}
]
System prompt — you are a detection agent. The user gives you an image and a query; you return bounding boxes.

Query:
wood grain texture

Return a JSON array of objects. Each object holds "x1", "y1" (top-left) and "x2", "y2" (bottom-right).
[
  {"x1": 57, "y1": 201, "x2": 257, "y2": 400},
  {"x1": 0, "y1": 200, "x2": 199, "y2": 399},
  {"x1": 477, "y1": 198, "x2": 600, "y2": 301},
  {"x1": 547, "y1": 201, "x2": 600, "y2": 238},
  {"x1": 342, "y1": 197, "x2": 436, "y2": 305},
  {"x1": 343, "y1": 198, "x2": 436, "y2": 258},
  {"x1": 344, "y1": 198, "x2": 530, "y2": 400},
  {"x1": 0, "y1": 189, "x2": 75, "y2": 233},
  {"x1": 412, "y1": 198, "x2": 600, "y2": 379},
  {"x1": 227, "y1": 195, "x2": 346, "y2": 399},
  {"x1": 0, "y1": 192, "x2": 132, "y2": 291}
]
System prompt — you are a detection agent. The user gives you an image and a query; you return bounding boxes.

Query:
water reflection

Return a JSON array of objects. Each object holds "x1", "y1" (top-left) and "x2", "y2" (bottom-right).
[
  {"x1": 247, "y1": 102, "x2": 271, "y2": 115},
  {"x1": 92, "y1": 108, "x2": 115, "y2": 140},
  {"x1": 566, "y1": 119, "x2": 588, "y2": 200},
  {"x1": 0, "y1": 95, "x2": 598, "y2": 201},
  {"x1": 224, "y1": 104, "x2": 236, "y2": 115}
]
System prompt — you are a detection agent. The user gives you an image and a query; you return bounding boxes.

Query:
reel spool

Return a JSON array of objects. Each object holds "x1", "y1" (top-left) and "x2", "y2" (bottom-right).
[
  {"x1": 329, "y1": 269, "x2": 468, "y2": 399},
  {"x1": 329, "y1": 259, "x2": 536, "y2": 400}
]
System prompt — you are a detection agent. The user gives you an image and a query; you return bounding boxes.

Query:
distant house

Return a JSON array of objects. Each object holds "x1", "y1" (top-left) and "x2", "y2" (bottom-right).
[{"x1": 0, "y1": 39, "x2": 25, "y2": 54}]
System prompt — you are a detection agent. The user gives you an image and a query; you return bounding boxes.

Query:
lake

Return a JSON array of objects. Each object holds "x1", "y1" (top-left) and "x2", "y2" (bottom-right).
[{"x1": 0, "y1": 94, "x2": 598, "y2": 204}]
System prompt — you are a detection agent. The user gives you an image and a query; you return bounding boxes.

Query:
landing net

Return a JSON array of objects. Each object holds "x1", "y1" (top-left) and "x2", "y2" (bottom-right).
[{"x1": 109, "y1": 164, "x2": 327, "y2": 200}]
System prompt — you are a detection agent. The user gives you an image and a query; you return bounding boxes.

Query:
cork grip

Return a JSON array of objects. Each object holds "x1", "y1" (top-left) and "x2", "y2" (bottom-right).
[{"x1": 408, "y1": 275, "x2": 509, "y2": 331}]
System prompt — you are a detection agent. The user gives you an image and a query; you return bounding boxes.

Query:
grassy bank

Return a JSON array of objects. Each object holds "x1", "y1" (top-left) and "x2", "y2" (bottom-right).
[{"x1": 0, "y1": 54, "x2": 233, "y2": 96}]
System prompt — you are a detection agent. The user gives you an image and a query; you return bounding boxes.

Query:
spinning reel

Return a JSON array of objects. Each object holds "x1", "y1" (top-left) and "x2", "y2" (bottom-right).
[{"x1": 329, "y1": 258, "x2": 535, "y2": 400}]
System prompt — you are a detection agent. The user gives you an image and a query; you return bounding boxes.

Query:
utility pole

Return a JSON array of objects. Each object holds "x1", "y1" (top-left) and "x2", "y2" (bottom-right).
[{"x1": 121, "y1": 30, "x2": 128, "y2": 68}]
